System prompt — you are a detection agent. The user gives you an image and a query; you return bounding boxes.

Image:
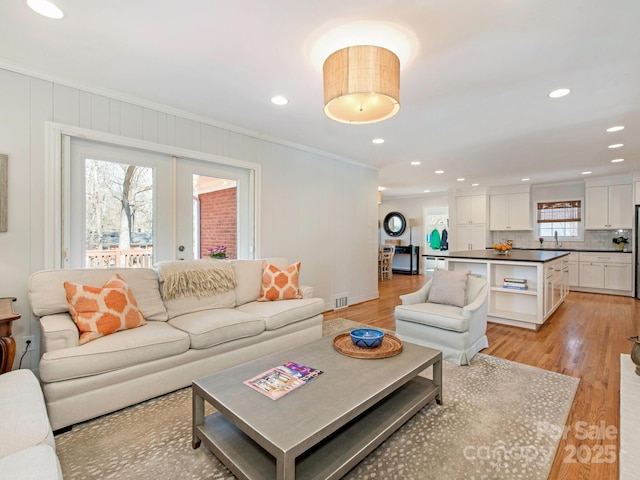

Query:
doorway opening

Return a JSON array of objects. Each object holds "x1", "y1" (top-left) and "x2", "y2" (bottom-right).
[{"x1": 423, "y1": 206, "x2": 449, "y2": 274}]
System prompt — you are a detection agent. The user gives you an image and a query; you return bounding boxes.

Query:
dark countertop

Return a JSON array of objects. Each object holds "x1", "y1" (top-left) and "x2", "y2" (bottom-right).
[
  {"x1": 510, "y1": 248, "x2": 631, "y2": 253},
  {"x1": 423, "y1": 248, "x2": 631, "y2": 257},
  {"x1": 423, "y1": 249, "x2": 569, "y2": 263}
]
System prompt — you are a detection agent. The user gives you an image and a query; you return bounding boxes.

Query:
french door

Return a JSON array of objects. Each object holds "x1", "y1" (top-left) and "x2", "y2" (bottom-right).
[{"x1": 65, "y1": 137, "x2": 254, "y2": 268}]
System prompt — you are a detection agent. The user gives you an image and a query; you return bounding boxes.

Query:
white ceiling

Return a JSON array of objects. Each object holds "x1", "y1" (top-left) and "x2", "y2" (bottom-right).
[{"x1": 1, "y1": 0, "x2": 639, "y2": 199}]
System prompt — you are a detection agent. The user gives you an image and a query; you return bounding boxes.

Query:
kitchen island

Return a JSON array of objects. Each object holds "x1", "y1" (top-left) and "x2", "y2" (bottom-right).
[{"x1": 444, "y1": 250, "x2": 570, "y2": 330}]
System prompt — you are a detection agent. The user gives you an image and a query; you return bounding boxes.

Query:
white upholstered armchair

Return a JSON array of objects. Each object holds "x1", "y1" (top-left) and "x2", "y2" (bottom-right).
[{"x1": 394, "y1": 271, "x2": 489, "y2": 365}]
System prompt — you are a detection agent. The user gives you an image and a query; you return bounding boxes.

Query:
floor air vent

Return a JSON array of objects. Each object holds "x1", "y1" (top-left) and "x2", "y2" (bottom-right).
[{"x1": 334, "y1": 296, "x2": 348, "y2": 310}]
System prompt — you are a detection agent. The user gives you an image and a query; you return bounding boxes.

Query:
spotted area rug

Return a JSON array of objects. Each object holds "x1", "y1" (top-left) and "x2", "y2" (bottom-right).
[{"x1": 55, "y1": 318, "x2": 578, "y2": 479}]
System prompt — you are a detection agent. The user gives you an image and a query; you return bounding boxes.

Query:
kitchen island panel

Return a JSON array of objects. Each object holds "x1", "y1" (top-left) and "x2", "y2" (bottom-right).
[{"x1": 445, "y1": 252, "x2": 567, "y2": 330}]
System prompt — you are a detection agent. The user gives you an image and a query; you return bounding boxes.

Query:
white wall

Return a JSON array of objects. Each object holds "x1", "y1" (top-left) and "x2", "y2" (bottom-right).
[{"x1": 0, "y1": 67, "x2": 379, "y2": 371}]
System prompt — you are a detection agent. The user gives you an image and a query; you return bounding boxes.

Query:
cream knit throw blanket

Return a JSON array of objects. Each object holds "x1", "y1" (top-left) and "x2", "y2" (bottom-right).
[{"x1": 155, "y1": 260, "x2": 238, "y2": 300}]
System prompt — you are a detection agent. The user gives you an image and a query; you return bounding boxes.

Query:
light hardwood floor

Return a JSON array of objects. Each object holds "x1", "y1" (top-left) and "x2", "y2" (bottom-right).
[{"x1": 324, "y1": 273, "x2": 639, "y2": 480}]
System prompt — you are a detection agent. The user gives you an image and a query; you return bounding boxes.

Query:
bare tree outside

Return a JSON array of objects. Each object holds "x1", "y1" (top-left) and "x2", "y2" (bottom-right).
[{"x1": 85, "y1": 159, "x2": 153, "y2": 267}]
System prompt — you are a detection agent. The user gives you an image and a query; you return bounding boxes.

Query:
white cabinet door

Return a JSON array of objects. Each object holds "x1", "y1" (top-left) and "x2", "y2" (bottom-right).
[
  {"x1": 568, "y1": 261, "x2": 579, "y2": 287},
  {"x1": 456, "y1": 196, "x2": 470, "y2": 225},
  {"x1": 561, "y1": 261, "x2": 569, "y2": 299},
  {"x1": 544, "y1": 268, "x2": 554, "y2": 317},
  {"x1": 489, "y1": 193, "x2": 530, "y2": 230},
  {"x1": 455, "y1": 224, "x2": 487, "y2": 250},
  {"x1": 470, "y1": 195, "x2": 487, "y2": 223},
  {"x1": 585, "y1": 184, "x2": 632, "y2": 229},
  {"x1": 604, "y1": 263, "x2": 632, "y2": 291},
  {"x1": 508, "y1": 193, "x2": 532, "y2": 230},
  {"x1": 489, "y1": 195, "x2": 509, "y2": 230},
  {"x1": 456, "y1": 195, "x2": 486, "y2": 224},
  {"x1": 469, "y1": 224, "x2": 487, "y2": 250},
  {"x1": 579, "y1": 262, "x2": 605, "y2": 288},
  {"x1": 454, "y1": 224, "x2": 471, "y2": 250},
  {"x1": 608, "y1": 184, "x2": 633, "y2": 229},
  {"x1": 585, "y1": 187, "x2": 609, "y2": 229},
  {"x1": 545, "y1": 260, "x2": 564, "y2": 312}
]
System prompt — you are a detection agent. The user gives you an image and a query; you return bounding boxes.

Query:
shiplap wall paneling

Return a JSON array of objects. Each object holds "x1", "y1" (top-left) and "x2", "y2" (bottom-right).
[
  {"x1": 91, "y1": 94, "x2": 111, "y2": 133},
  {"x1": 29, "y1": 77, "x2": 54, "y2": 276},
  {"x1": 175, "y1": 117, "x2": 196, "y2": 150},
  {"x1": 53, "y1": 84, "x2": 80, "y2": 126},
  {"x1": 109, "y1": 99, "x2": 121, "y2": 135},
  {"x1": 120, "y1": 102, "x2": 144, "y2": 140},
  {"x1": 200, "y1": 124, "x2": 224, "y2": 156},
  {"x1": 142, "y1": 108, "x2": 159, "y2": 144},
  {"x1": 79, "y1": 91, "x2": 92, "y2": 129}
]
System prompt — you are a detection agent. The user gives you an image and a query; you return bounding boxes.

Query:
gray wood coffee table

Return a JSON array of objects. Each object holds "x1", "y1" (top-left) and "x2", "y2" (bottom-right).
[{"x1": 192, "y1": 333, "x2": 442, "y2": 480}]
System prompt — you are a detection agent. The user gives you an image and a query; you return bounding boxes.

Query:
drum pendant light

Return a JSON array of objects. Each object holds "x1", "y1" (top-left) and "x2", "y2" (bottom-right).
[{"x1": 323, "y1": 45, "x2": 400, "y2": 124}]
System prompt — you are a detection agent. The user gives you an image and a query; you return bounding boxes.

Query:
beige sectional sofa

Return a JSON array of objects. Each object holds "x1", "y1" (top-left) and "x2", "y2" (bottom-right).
[{"x1": 28, "y1": 258, "x2": 324, "y2": 430}]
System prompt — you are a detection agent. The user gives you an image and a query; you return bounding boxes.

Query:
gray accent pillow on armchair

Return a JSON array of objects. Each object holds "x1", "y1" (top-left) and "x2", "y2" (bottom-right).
[{"x1": 427, "y1": 270, "x2": 469, "y2": 307}]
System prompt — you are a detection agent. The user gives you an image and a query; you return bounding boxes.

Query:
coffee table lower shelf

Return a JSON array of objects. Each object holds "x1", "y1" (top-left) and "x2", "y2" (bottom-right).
[{"x1": 194, "y1": 375, "x2": 438, "y2": 480}]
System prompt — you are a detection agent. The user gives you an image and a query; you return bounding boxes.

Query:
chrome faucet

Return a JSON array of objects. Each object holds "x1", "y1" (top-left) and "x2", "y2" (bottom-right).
[{"x1": 554, "y1": 231, "x2": 561, "y2": 248}]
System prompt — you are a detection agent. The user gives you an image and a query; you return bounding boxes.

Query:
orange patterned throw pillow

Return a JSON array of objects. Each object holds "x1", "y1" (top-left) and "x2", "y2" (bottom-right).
[
  {"x1": 257, "y1": 261, "x2": 303, "y2": 301},
  {"x1": 64, "y1": 274, "x2": 147, "y2": 345}
]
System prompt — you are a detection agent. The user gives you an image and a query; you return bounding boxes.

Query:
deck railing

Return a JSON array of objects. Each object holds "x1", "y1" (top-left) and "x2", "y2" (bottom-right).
[{"x1": 86, "y1": 249, "x2": 154, "y2": 268}]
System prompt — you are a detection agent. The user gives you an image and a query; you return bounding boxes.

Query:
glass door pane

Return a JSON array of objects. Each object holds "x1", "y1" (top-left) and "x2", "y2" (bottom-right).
[
  {"x1": 194, "y1": 175, "x2": 237, "y2": 260},
  {"x1": 68, "y1": 139, "x2": 173, "y2": 268},
  {"x1": 84, "y1": 158, "x2": 154, "y2": 268},
  {"x1": 176, "y1": 158, "x2": 253, "y2": 261}
]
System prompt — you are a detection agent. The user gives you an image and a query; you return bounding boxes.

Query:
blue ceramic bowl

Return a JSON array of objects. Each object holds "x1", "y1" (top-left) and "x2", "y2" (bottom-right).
[{"x1": 350, "y1": 328, "x2": 384, "y2": 348}]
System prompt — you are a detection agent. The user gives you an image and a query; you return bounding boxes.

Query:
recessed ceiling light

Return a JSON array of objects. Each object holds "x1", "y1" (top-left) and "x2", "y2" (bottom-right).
[
  {"x1": 548, "y1": 88, "x2": 571, "y2": 98},
  {"x1": 608, "y1": 144, "x2": 623, "y2": 149},
  {"x1": 472, "y1": 183, "x2": 479, "y2": 187},
  {"x1": 410, "y1": 161, "x2": 421, "y2": 166},
  {"x1": 434, "y1": 170, "x2": 444, "y2": 174},
  {"x1": 521, "y1": 178, "x2": 530, "y2": 182},
  {"x1": 372, "y1": 138, "x2": 384, "y2": 144},
  {"x1": 582, "y1": 171, "x2": 592, "y2": 175},
  {"x1": 27, "y1": 0, "x2": 64, "y2": 19},
  {"x1": 611, "y1": 158, "x2": 624, "y2": 163},
  {"x1": 270, "y1": 95, "x2": 288, "y2": 106},
  {"x1": 606, "y1": 125, "x2": 625, "y2": 132},
  {"x1": 457, "y1": 178, "x2": 465, "y2": 182},
  {"x1": 423, "y1": 189, "x2": 430, "y2": 193},
  {"x1": 378, "y1": 186, "x2": 386, "y2": 191}
]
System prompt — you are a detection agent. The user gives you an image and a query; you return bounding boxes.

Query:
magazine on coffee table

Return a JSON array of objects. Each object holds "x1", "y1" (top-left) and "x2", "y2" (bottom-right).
[{"x1": 243, "y1": 361, "x2": 323, "y2": 400}]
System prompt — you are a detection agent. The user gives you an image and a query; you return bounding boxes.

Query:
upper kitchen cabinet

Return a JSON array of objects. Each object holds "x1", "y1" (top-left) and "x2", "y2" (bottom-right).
[
  {"x1": 455, "y1": 195, "x2": 486, "y2": 225},
  {"x1": 585, "y1": 184, "x2": 632, "y2": 229},
  {"x1": 489, "y1": 192, "x2": 531, "y2": 231}
]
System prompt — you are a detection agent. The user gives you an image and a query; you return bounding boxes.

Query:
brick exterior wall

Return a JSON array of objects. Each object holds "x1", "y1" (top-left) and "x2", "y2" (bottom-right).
[{"x1": 199, "y1": 187, "x2": 237, "y2": 259}]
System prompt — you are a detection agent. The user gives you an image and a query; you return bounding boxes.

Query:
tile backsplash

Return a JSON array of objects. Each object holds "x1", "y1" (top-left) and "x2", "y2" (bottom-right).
[{"x1": 491, "y1": 230, "x2": 633, "y2": 252}]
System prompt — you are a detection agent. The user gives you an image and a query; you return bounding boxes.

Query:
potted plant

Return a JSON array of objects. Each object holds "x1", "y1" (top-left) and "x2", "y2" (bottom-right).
[
  {"x1": 612, "y1": 236, "x2": 628, "y2": 251},
  {"x1": 207, "y1": 245, "x2": 227, "y2": 259}
]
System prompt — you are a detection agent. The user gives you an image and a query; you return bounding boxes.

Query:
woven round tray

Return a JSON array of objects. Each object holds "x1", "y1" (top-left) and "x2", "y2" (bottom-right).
[{"x1": 333, "y1": 332, "x2": 403, "y2": 359}]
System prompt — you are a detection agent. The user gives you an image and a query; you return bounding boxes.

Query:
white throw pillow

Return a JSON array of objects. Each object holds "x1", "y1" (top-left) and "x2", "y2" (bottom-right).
[{"x1": 428, "y1": 270, "x2": 469, "y2": 307}]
